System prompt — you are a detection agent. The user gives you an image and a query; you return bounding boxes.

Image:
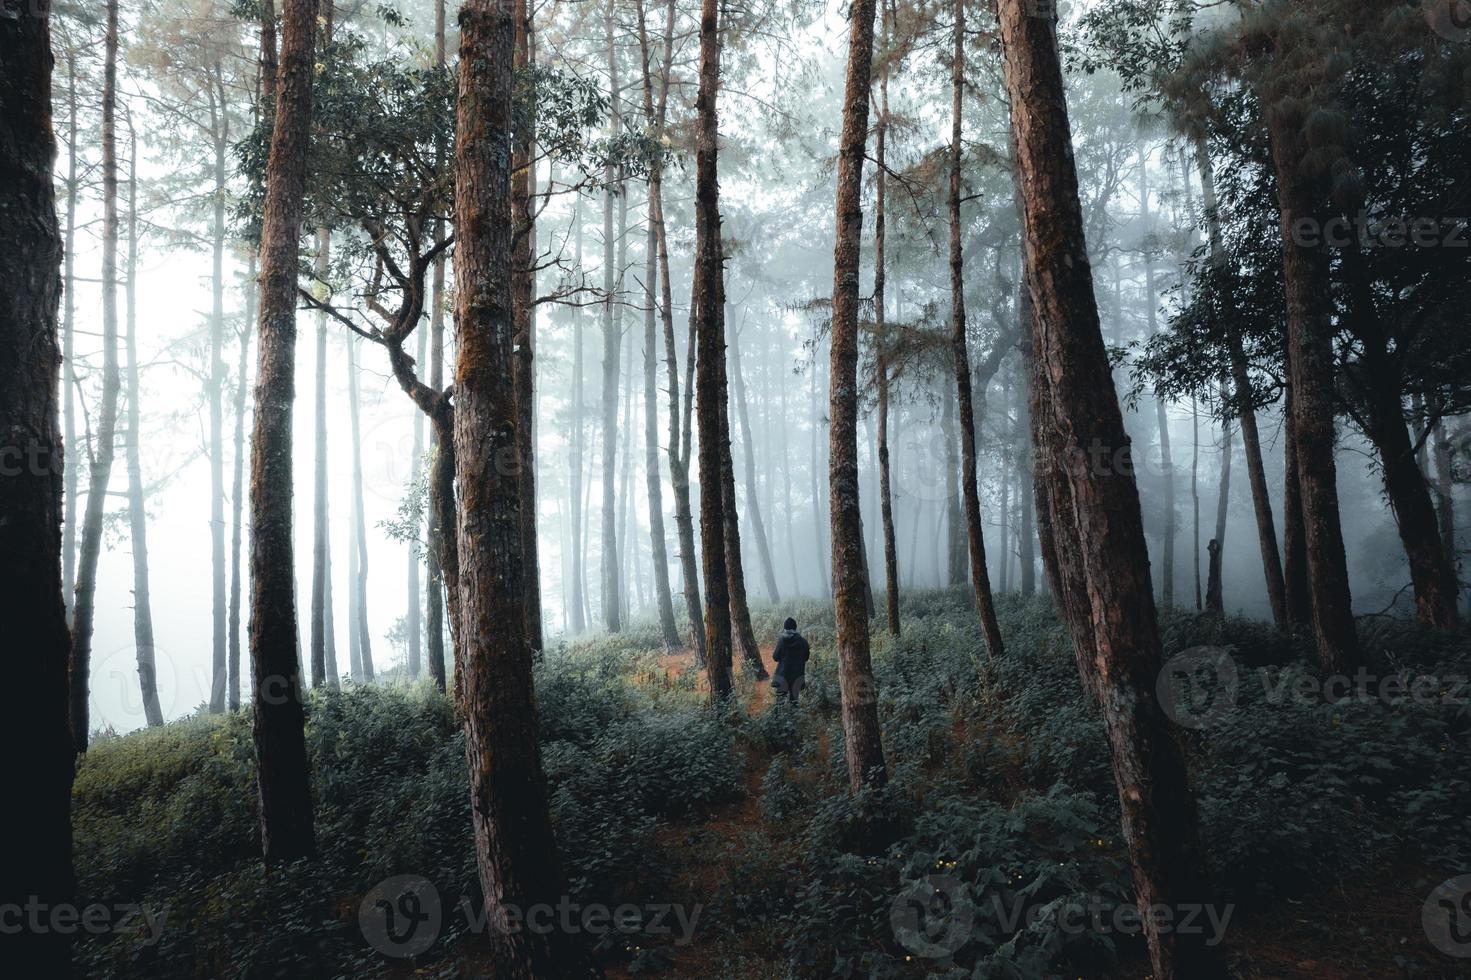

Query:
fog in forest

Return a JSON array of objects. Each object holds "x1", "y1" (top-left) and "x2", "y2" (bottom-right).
[{"x1": 7, "y1": 0, "x2": 1470, "y2": 974}]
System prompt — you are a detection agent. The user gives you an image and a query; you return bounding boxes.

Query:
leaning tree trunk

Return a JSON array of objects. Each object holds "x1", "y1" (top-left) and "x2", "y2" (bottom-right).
[
  {"x1": 829, "y1": 0, "x2": 889, "y2": 795},
  {"x1": 123, "y1": 120, "x2": 163, "y2": 727},
  {"x1": 1265, "y1": 110, "x2": 1360, "y2": 672},
  {"x1": 407, "y1": 322, "x2": 425, "y2": 679},
  {"x1": 512, "y1": 0, "x2": 544, "y2": 651},
  {"x1": 996, "y1": 4, "x2": 1222, "y2": 976},
  {"x1": 730, "y1": 326, "x2": 782, "y2": 603},
  {"x1": 2, "y1": 6, "x2": 78, "y2": 967},
  {"x1": 948, "y1": 0, "x2": 1005, "y2": 660},
  {"x1": 247, "y1": 0, "x2": 318, "y2": 862},
  {"x1": 1432, "y1": 412, "x2": 1456, "y2": 573},
  {"x1": 941, "y1": 381, "x2": 965, "y2": 586},
  {"x1": 1195, "y1": 139, "x2": 1288, "y2": 626},
  {"x1": 1366, "y1": 386, "x2": 1459, "y2": 627},
  {"x1": 693, "y1": 0, "x2": 734, "y2": 701},
  {"x1": 452, "y1": 1, "x2": 598, "y2": 970},
  {"x1": 70, "y1": 0, "x2": 123, "y2": 752}
]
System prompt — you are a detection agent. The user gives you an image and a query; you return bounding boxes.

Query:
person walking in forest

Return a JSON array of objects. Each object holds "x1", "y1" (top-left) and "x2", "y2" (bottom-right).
[{"x1": 771, "y1": 617, "x2": 810, "y2": 703}]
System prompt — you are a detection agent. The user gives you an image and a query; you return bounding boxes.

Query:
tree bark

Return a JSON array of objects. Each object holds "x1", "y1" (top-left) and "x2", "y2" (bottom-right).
[
  {"x1": 453, "y1": 1, "x2": 599, "y2": 968},
  {"x1": 1, "y1": 4, "x2": 78, "y2": 965},
  {"x1": 248, "y1": 0, "x2": 318, "y2": 861},
  {"x1": 1282, "y1": 386, "x2": 1311, "y2": 628},
  {"x1": 829, "y1": 0, "x2": 889, "y2": 795},
  {"x1": 996, "y1": 5, "x2": 1221, "y2": 975},
  {"x1": 693, "y1": 0, "x2": 734, "y2": 701},
  {"x1": 942, "y1": 379, "x2": 964, "y2": 586},
  {"x1": 1265, "y1": 112, "x2": 1359, "y2": 672},
  {"x1": 949, "y1": 0, "x2": 1005, "y2": 659},
  {"x1": 70, "y1": 0, "x2": 123, "y2": 751},
  {"x1": 123, "y1": 116, "x2": 163, "y2": 727}
]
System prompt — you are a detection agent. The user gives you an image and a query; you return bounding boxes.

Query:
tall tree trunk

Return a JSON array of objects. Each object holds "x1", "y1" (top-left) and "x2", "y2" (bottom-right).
[
  {"x1": 407, "y1": 321, "x2": 425, "y2": 679},
  {"x1": 942, "y1": 379, "x2": 964, "y2": 585},
  {"x1": 425, "y1": 0, "x2": 449, "y2": 682},
  {"x1": 780, "y1": 353, "x2": 801, "y2": 596},
  {"x1": 1138, "y1": 151, "x2": 1176, "y2": 608},
  {"x1": 631, "y1": 7, "x2": 681, "y2": 647},
  {"x1": 453, "y1": 2, "x2": 598, "y2": 968},
  {"x1": 1, "y1": 1, "x2": 76, "y2": 962},
  {"x1": 618, "y1": 317, "x2": 635, "y2": 624},
  {"x1": 829, "y1": 0, "x2": 889, "y2": 795},
  {"x1": 1191, "y1": 398, "x2": 1201, "y2": 610},
  {"x1": 1206, "y1": 405, "x2": 1233, "y2": 615},
  {"x1": 694, "y1": 0, "x2": 734, "y2": 701},
  {"x1": 123, "y1": 117, "x2": 163, "y2": 728},
  {"x1": 248, "y1": 0, "x2": 318, "y2": 861},
  {"x1": 310, "y1": 231, "x2": 335, "y2": 688},
  {"x1": 1365, "y1": 389, "x2": 1459, "y2": 627},
  {"x1": 721, "y1": 330, "x2": 768, "y2": 680},
  {"x1": 639, "y1": 0, "x2": 704, "y2": 655},
  {"x1": 875, "y1": 28, "x2": 899, "y2": 632},
  {"x1": 1265, "y1": 112, "x2": 1360, "y2": 671},
  {"x1": 949, "y1": 0, "x2": 1005, "y2": 659},
  {"x1": 730, "y1": 326, "x2": 782, "y2": 603},
  {"x1": 348, "y1": 335, "x2": 374, "y2": 678},
  {"x1": 568, "y1": 207, "x2": 588, "y2": 635},
  {"x1": 1282, "y1": 387, "x2": 1312, "y2": 628},
  {"x1": 70, "y1": 0, "x2": 123, "y2": 751},
  {"x1": 229, "y1": 253, "x2": 254, "y2": 711},
  {"x1": 1195, "y1": 139, "x2": 1288, "y2": 626},
  {"x1": 600, "y1": 2, "x2": 623, "y2": 633},
  {"x1": 640, "y1": 185, "x2": 680, "y2": 649},
  {"x1": 996, "y1": 5, "x2": 1221, "y2": 976},
  {"x1": 63, "y1": 49, "x2": 79, "y2": 618},
  {"x1": 810, "y1": 354, "x2": 830, "y2": 596},
  {"x1": 512, "y1": 0, "x2": 544, "y2": 651},
  {"x1": 208, "y1": 65, "x2": 230, "y2": 713}
]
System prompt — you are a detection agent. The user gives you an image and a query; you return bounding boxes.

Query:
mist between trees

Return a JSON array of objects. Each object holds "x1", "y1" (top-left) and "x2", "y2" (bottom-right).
[{"x1": 3, "y1": 0, "x2": 1470, "y2": 976}]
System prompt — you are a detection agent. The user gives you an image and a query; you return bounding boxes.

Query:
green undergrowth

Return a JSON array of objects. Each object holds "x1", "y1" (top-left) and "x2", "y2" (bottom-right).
[{"x1": 71, "y1": 591, "x2": 1471, "y2": 978}]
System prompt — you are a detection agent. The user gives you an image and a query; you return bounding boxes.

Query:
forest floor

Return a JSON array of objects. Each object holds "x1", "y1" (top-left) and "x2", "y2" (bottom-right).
[{"x1": 69, "y1": 594, "x2": 1471, "y2": 979}]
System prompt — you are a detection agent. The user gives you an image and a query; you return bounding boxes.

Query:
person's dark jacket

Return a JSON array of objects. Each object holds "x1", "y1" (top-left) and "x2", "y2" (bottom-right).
[{"x1": 771, "y1": 628, "x2": 810, "y2": 685}]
